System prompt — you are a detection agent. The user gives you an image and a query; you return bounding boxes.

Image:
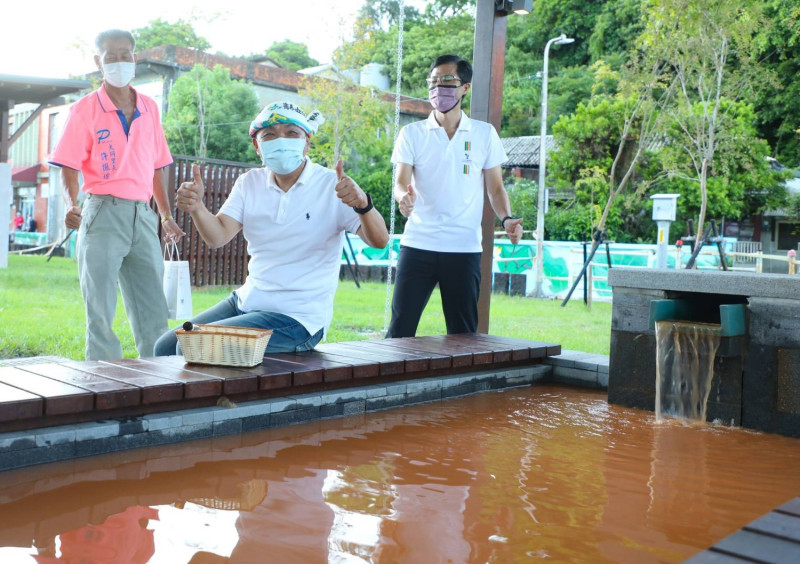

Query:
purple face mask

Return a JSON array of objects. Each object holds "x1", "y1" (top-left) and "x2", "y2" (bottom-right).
[{"x1": 429, "y1": 86, "x2": 461, "y2": 113}]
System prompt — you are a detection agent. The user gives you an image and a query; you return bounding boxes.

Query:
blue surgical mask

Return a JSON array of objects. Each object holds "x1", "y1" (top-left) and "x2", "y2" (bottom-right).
[{"x1": 257, "y1": 137, "x2": 306, "y2": 174}]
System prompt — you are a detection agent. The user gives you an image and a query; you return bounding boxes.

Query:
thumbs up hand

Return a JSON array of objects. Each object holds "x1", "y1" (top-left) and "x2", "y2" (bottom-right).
[
  {"x1": 334, "y1": 159, "x2": 368, "y2": 209},
  {"x1": 398, "y1": 184, "x2": 416, "y2": 217},
  {"x1": 177, "y1": 163, "x2": 205, "y2": 214}
]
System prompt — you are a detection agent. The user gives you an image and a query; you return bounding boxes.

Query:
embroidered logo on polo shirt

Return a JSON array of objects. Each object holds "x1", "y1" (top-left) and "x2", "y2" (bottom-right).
[
  {"x1": 463, "y1": 140, "x2": 472, "y2": 174},
  {"x1": 96, "y1": 129, "x2": 110, "y2": 143}
]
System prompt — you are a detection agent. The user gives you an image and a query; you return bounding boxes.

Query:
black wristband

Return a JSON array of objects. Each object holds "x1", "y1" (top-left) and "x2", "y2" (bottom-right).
[
  {"x1": 353, "y1": 193, "x2": 374, "y2": 215},
  {"x1": 501, "y1": 215, "x2": 518, "y2": 228}
]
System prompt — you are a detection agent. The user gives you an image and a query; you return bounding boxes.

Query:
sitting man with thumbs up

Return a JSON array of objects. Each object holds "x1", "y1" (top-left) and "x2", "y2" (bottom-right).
[
  {"x1": 386, "y1": 54, "x2": 523, "y2": 338},
  {"x1": 154, "y1": 101, "x2": 389, "y2": 356}
]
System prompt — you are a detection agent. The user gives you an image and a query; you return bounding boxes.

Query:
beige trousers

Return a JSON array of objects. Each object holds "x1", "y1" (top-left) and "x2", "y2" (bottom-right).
[{"x1": 77, "y1": 194, "x2": 168, "y2": 360}]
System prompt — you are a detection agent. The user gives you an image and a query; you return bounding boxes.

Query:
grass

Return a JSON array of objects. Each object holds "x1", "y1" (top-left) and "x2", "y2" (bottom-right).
[{"x1": 0, "y1": 254, "x2": 612, "y2": 360}]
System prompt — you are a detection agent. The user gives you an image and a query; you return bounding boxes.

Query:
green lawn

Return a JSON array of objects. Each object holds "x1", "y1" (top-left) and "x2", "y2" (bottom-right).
[{"x1": 0, "y1": 254, "x2": 611, "y2": 360}]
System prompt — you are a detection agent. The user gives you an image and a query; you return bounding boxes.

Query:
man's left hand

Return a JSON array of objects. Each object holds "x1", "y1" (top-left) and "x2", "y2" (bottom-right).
[
  {"x1": 161, "y1": 219, "x2": 185, "y2": 243},
  {"x1": 334, "y1": 160, "x2": 368, "y2": 209},
  {"x1": 505, "y1": 217, "x2": 523, "y2": 245}
]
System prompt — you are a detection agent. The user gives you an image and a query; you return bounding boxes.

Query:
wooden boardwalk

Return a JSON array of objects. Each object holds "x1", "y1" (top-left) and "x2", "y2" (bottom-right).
[
  {"x1": 0, "y1": 334, "x2": 560, "y2": 433},
  {"x1": 685, "y1": 498, "x2": 800, "y2": 564}
]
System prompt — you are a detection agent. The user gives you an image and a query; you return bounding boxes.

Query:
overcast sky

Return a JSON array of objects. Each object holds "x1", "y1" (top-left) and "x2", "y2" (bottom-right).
[{"x1": 1, "y1": 0, "x2": 428, "y2": 79}]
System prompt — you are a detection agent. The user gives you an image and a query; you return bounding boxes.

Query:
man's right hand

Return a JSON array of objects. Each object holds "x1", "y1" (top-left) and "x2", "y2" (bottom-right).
[
  {"x1": 398, "y1": 184, "x2": 416, "y2": 218},
  {"x1": 176, "y1": 164, "x2": 205, "y2": 214},
  {"x1": 65, "y1": 205, "x2": 82, "y2": 229}
]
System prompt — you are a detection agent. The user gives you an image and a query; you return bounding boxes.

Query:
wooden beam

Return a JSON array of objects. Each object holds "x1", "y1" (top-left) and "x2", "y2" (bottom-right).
[
  {"x1": 471, "y1": 0, "x2": 508, "y2": 333},
  {"x1": 1, "y1": 99, "x2": 11, "y2": 163}
]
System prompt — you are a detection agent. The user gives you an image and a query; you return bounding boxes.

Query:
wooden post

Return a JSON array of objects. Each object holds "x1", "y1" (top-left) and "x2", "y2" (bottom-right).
[{"x1": 471, "y1": 0, "x2": 508, "y2": 333}]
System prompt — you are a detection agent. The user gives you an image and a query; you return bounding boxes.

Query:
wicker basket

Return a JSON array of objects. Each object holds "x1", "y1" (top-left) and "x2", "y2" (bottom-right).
[{"x1": 176, "y1": 324, "x2": 272, "y2": 367}]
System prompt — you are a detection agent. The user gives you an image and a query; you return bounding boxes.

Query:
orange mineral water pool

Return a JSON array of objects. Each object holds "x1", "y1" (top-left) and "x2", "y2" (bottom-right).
[{"x1": 0, "y1": 385, "x2": 798, "y2": 563}]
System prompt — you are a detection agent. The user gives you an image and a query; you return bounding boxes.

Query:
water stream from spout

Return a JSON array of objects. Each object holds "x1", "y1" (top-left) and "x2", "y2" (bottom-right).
[{"x1": 655, "y1": 321, "x2": 722, "y2": 421}]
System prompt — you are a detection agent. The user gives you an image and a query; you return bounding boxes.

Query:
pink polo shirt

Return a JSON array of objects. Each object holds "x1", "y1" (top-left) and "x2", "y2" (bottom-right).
[{"x1": 49, "y1": 84, "x2": 173, "y2": 201}]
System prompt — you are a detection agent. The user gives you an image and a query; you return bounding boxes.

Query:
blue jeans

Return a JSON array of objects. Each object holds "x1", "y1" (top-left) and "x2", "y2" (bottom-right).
[{"x1": 153, "y1": 292, "x2": 323, "y2": 356}]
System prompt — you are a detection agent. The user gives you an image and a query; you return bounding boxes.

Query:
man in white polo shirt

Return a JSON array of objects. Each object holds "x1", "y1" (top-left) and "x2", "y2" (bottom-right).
[
  {"x1": 153, "y1": 102, "x2": 389, "y2": 355},
  {"x1": 386, "y1": 54, "x2": 523, "y2": 338}
]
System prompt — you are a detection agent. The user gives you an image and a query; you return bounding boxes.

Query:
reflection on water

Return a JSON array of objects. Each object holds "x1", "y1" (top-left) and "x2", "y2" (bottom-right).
[{"x1": 0, "y1": 386, "x2": 798, "y2": 563}]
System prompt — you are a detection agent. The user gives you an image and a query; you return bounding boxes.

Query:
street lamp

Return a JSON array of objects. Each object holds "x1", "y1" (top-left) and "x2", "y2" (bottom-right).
[{"x1": 535, "y1": 33, "x2": 574, "y2": 298}]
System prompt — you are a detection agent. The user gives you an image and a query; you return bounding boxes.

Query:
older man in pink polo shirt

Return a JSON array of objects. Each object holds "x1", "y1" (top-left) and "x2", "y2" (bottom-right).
[{"x1": 49, "y1": 29, "x2": 184, "y2": 361}]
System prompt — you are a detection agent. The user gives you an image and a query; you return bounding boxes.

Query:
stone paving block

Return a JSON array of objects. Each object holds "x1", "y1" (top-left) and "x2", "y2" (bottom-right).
[
  {"x1": 118, "y1": 418, "x2": 147, "y2": 435},
  {"x1": 142, "y1": 414, "x2": 182, "y2": 433},
  {"x1": 74, "y1": 421, "x2": 120, "y2": 441},
  {"x1": 0, "y1": 431, "x2": 36, "y2": 452},
  {"x1": 0, "y1": 443, "x2": 76, "y2": 471},
  {"x1": 366, "y1": 393, "x2": 408, "y2": 412},
  {"x1": 407, "y1": 378, "x2": 444, "y2": 393},
  {"x1": 552, "y1": 366, "x2": 598, "y2": 387},
  {"x1": 574, "y1": 358, "x2": 602, "y2": 372},
  {"x1": 441, "y1": 382, "x2": 478, "y2": 399},
  {"x1": 343, "y1": 400, "x2": 366, "y2": 417},
  {"x1": 363, "y1": 385, "x2": 389, "y2": 399},
  {"x1": 406, "y1": 388, "x2": 441, "y2": 405},
  {"x1": 597, "y1": 371, "x2": 609, "y2": 389},
  {"x1": 162, "y1": 422, "x2": 213, "y2": 440},
  {"x1": 241, "y1": 414, "x2": 271, "y2": 433},
  {"x1": 288, "y1": 394, "x2": 324, "y2": 408},
  {"x1": 320, "y1": 403, "x2": 345, "y2": 419},
  {"x1": 267, "y1": 397, "x2": 298, "y2": 414},
  {"x1": 35, "y1": 427, "x2": 77, "y2": 447},
  {"x1": 213, "y1": 419, "x2": 242, "y2": 437},
  {"x1": 318, "y1": 388, "x2": 368, "y2": 403},
  {"x1": 180, "y1": 408, "x2": 216, "y2": 427},
  {"x1": 271, "y1": 406, "x2": 319, "y2": 427}
]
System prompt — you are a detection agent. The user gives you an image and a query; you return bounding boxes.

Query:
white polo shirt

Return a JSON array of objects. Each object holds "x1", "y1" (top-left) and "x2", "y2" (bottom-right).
[
  {"x1": 391, "y1": 111, "x2": 507, "y2": 253},
  {"x1": 219, "y1": 160, "x2": 362, "y2": 336}
]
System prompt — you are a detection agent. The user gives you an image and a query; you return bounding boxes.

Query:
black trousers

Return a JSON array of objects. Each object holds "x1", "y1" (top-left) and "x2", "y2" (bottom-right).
[{"x1": 386, "y1": 246, "x2": 482, "y2": 338}]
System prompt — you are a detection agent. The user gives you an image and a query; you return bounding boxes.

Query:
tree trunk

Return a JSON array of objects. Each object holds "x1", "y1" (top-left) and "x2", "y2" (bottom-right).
[{"x1": 697, "y1": 157, "x2": 709, "y2": 249}]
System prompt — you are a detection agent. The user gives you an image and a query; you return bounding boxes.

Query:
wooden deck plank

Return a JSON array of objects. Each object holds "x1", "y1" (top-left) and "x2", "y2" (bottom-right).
[
  {"x1": 138, "y1": 356, "x2": 259, "y2": 395},
  {"x1": 324, "y1": 341, "x2": 439, "y2": 373},
  {"x1": 63, "y1": 361, "x2": 184, "y2": 405},
  {"x1": 462, "y1": 333, "x2": 561, "y2": 359},
  {"x1": 713, "y1": 529, "x2": 800, "y2": 562},
  {"x1": 17, "y1": 363, "x2": 140, "y2": 410},
  {"x1": 777, "y1": 498, "x2": 800, "y2": 518},
  {"x1": 363, "y1": 340, "x2": 453, "y2": 370},
  {"x1": 113, "y1": 358, "x2": 224, "y2": 399},
  {"x1": 438, "y1": 334, "x2": 516, "y2": 363},
  {"x1": 389, "y1": 337, "x2": 474, "y2": 368},
  {"x1": 0, "y1": 366, "x2": 93, "y2": 416},
  {"x1": 683, "y1": 551, "x2": 753, "y2": 563},
  {"x1": 0, "y1": 381, "x2": 43, "y2": 421},
  {"x1": 418, "y1": 335, "x2": 494, "y2": 365},
  {"x1": 452, "y1": 333, "x2": 529, "y2": 361},
  {"x1": 745, "y1": 512, "x2": 800, "y2": 543},
  {"x1": 309, "y1": 344, "x2": 381, "y2": 379},
  {"x1": 263, "y1": 352, "x2": 353, "y2": 384},
  {"x1": 315, "y1": 343, "x2": 408, "y2": 376}
]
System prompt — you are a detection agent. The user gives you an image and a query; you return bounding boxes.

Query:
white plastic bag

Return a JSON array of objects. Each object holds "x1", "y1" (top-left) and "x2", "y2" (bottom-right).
[{"x1": 163, "y1": 242, "x2": 193, "y2": 320}]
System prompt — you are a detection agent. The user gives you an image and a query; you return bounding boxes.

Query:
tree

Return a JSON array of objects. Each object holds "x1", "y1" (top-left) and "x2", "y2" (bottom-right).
[
  {"x1": 753, "y1": 0, "x2": 800, "y2": 164},
  {"x1": 132, "y1": 18, "x2": 210, "y2": 51},
  {"x1": 643, "y1": 0, "x2": 767, "y2": 240},
  {"x1": 163, "y1": 65, "x2": 260, "y2": 163},
  {"x1": 264, "y1": 40, "x2": 319, "y2": 71},
  {"x1": 298, "y1": 74, "x2": 397, "y2": 229}
]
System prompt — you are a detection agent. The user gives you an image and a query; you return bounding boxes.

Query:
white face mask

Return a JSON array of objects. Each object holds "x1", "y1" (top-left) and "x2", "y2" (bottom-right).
[
  {"x1": 102, "y1": 61, "x2": 136, "y2": 88},
  {"x1": 258, "y1": 137, "x2": 306, "y2": 174}
]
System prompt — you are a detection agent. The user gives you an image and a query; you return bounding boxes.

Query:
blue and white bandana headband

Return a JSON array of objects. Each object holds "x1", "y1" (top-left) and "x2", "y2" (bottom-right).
[{"x1": 249, "y1": 102, "x2": 324, "y2": 138}]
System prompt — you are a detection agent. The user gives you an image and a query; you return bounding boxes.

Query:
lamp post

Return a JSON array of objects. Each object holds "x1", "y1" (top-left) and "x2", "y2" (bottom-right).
[{"x1": 535, "y1": 33, "x2": 574, "y2": 298}]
